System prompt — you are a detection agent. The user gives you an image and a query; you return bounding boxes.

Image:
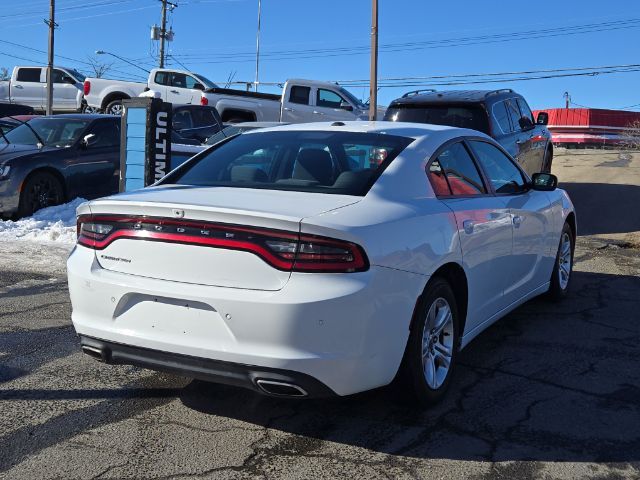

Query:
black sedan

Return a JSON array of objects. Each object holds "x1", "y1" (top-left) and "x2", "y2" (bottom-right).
[{"x1": 0, "y1": 114, "x2": 120, "y2": 219}]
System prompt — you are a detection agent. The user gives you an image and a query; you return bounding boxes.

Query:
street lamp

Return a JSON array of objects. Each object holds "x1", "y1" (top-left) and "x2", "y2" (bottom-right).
[{"x1": 95, "y1": 50, "x2": 150, "y2": 75}]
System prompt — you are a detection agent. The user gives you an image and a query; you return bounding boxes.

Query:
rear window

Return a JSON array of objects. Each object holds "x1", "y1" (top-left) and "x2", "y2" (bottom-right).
[
  {"x1": 385, "y1": 104, "x2": 490, "y2": 134},
  {"x1": 164, "y1": 130, "x2": 413, "y2": 196}
]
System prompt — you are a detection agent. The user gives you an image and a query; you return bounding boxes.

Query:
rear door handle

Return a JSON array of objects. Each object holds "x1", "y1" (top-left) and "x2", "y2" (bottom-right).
[
  {"x1": 462, "y1": 220, "x2": 474, "y2": 234},
  {"x1": 312, "y1": 110, "x2": 325, "y2": 115},
  {"x1": 283, "y1": 107, "x2": 293, "y2": 112},
  {"x1": 513, "y1": 215, "x2": 522, "y2": 228},
  {"x1": 15, "y1": 85, "x2": 23, "y2": 89},
  {"x1": 170, "y1": 90, "x2": 179, "y2": 94}
]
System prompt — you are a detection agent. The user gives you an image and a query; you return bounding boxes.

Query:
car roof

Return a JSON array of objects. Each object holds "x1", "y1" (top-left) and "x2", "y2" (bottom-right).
[
  {"x1": 390, "y1": 89, "x2": 518, "y2": 105},
  {"x1": 247, "y1": 120, "x2": 490, "y2": 143},
  {"x1": 37, "y1": 114, "x2": 119, "y2": 121}
]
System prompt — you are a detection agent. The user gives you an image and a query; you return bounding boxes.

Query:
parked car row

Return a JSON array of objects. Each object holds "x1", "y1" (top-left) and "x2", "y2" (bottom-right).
[
  {"x1": 0, "y1": 85, "x2": 553, "y2": 221},
  {"x1": 83, "y1": 67, "x2": 381, "y2": 122}
]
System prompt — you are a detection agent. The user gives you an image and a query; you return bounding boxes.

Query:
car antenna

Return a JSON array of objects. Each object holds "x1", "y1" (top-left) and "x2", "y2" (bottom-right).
[{"x1": 8, "y1": 116, "x2": 45, "y2": 148}]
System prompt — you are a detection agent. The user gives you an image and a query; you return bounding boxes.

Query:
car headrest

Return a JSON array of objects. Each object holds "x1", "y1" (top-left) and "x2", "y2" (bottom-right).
[
  {"x1": 293, "y1": 148, "x2": 334, "y2": 185},
  {"x1": 230, "y1": 166, "x2": 268, "y2": 183}
]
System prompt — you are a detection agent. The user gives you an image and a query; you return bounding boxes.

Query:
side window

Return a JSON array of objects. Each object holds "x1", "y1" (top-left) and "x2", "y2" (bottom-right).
[
  {"x1": 516, "y1": 98, "x2": 534, "y2": 123},
  {"x1": 16, "y1": 68, "x2": 42, "y2": 83},
  {"x1": 184, "y1": 75, "x2": 200, "y2": 89},
  {"x1": 52, "y1": 69, "x2": 74, "y2": 84},
  {"x1": 469, "y1": 141, "x2": 527, "y2": 194},
  {"x1": 87, "y1": 121, "x2": 120, "y2": 148},
  {"x1": 492, "y1": 101, "x2": 512, "y2": 134},
  {"x1": 317, "y1": 89, "x2": 344, "y2": 109},
  {"x1": 428, "y1": 142, "x2": 486, "y2": 196},
  {"x1": 506, "y1": 99, "x2": 522, "y2": 132},
  {"x1": 170, "y1": 73, "x2": 188, "y2": 88},
  {"x1": 154, "y1": 71, "x2": 170, "y2": 86},
  {"x1": 173, "y1": 110, "x2": 194, "y2": 129},
  {"x1": 289, "y1": 86, "x2": 310, "y2": 105}
]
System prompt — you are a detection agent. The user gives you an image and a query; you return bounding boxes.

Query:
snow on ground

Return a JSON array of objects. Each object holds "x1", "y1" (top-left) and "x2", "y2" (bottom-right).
[{"x1": 0, "y1": 198, "x2": 86, "y2": 245}]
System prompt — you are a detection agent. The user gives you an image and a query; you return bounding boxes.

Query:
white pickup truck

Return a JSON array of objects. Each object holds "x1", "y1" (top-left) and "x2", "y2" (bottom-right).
[
  {"x1": 83, "y1": 68, "x2": 378, "y2": 122},
  {"x1": 0, "y1": 66, "x2": 85, "y2": 113}
]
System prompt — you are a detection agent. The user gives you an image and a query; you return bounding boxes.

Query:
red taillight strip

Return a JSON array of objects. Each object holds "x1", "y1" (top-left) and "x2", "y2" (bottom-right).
[
  {"x1": 77, "y1": 214, "x2": 369, "y2": 273},
  {"x1": 80, "y1": 229, "x2": 294, "y2": 270}
]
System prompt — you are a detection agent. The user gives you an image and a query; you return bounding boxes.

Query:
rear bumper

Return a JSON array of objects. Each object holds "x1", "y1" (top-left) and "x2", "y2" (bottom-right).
[
  {"x1": 68, "y1": 245, "x2": 426, "y2": 396},
  {"x1": 80, "y1": 335, "x2": 336, "y2": 398}
]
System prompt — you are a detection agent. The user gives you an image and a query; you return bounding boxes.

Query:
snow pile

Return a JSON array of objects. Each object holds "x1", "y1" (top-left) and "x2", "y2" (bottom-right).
[{"x1": 0, "y1": 198, "x2": 86, "y2": 244}]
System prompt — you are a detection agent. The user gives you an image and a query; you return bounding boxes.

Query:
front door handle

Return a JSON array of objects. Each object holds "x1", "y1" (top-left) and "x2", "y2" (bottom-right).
[
  {"x1": 170, "y1": 90, "x2": 179, "y2": 94},
  {"x1": 283, "y1": 107, "x2": 293, "y2": 112},
  {"x1": 462, "y1": 220, "x2": 474, "y2": 234},
  {"x1": 312, "y1": 110, "x2": 325, "y2": 115},
  {"x1": 14, "y1": 85, "x2": 23, "y2": 89}
]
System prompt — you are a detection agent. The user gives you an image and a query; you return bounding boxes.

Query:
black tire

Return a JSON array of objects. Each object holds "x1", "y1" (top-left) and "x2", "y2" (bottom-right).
[
  {"x1": 17, "y1": 171, "x2": 65, "y2": 218},
  {"x1": 397, "y1": 277, "x2": 460, "y2": 406},
  {"x1": 548, "y1": 222, "x2": 574, "y2": 300},
  {"x1": 105, "y1": 99, "x2": 125, "y2": 116},
  {"x1": 542, "y1": 148, "x2": 553, "y2": 173}
]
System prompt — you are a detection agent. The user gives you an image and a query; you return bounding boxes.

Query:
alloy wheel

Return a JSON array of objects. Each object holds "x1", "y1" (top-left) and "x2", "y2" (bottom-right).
[
  {"x1": 558, "y1": 232, "x2": 572, "y2": 289},
  {"x1": 421, "y1": 297, "x2": 454, "y2": 389},
  {"x1": 25, "y1": 176, "x2": 63, "y2": 214}
]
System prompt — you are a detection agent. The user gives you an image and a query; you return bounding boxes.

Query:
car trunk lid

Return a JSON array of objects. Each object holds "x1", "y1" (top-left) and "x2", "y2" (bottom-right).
[{"x1": 83, "y1": 185, "x2": 361, "y2": 291}]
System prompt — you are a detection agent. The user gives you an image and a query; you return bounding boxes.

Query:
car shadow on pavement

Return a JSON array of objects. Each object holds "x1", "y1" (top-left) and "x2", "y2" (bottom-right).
[
  {"x1": 179, "y1": 269, "x2": 640, "y2": 464},
  {"x1": 560, "y1": 182, "x2": 640, "y2": 235}
]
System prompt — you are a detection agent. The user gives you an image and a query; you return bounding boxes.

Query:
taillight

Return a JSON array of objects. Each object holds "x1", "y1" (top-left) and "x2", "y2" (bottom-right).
[
  {"x1": 76, "y1": 215, "x2": 368, "y2": 273},
  {"x1": 83, "y1": 80, "x2": 91, "y2": 95},
  {"x1": 200, "y1": 95, "x2": 208, "y2": 106}
]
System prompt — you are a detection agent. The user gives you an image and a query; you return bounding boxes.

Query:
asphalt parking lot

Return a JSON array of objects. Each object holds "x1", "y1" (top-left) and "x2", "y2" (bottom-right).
[{"x1": 1, "y1": 148, "x2": 639, "y2": 480}]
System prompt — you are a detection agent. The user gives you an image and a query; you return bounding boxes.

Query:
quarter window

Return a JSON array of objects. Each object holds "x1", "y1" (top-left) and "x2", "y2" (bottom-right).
[
  {"x1": 428, "y1": 142, "x2": 486, "y2": 196},
  {"x1": 317, "y1": 89, "x2": 344, "y2": 108},
  {"x1": 469, "y1": 141, "x2": 527, "y2": 194},
  {"x1": 289, "y1": 86, "x2": 310, "y2": 105},
  {"x1": 493, "y1": 101, "x2": 512, "y2": 134}
]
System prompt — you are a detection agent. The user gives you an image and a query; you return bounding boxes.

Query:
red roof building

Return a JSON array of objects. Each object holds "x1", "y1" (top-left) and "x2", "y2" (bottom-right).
[{"x1": 532, "y1": 108, "x2": 640, "y2": 147}]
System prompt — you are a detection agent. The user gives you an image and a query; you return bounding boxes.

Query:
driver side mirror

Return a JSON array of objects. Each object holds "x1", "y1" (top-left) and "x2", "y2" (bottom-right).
[
  {"x1": 518, "y1": 116, "x2": 535, "y2": 131},
  {"x1": 536, "y1": 111, "x2": 549, "y2": 125},
  {"x1": 340, "y1": 101, "x2": 353, "y2": 112},
  {"x1": 531, "y1": 172, "x2": 557, "y2": 191},
  {"x1": 81, "y1": 133, "x2": 98, "y2": 148},
  {"x1": 193, "y1": 83, "x2": 205, "y2": 91}
]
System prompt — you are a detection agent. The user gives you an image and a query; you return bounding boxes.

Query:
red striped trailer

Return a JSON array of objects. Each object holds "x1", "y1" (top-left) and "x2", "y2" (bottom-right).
[{"x1": 532, "y1": 108, "x2": 640, "y2": 147}]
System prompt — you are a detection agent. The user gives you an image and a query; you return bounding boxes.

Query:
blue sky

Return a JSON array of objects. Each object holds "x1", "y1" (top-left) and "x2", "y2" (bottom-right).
[{"x1": 2, "y1": 0, "x2": 639, "y2": 110}]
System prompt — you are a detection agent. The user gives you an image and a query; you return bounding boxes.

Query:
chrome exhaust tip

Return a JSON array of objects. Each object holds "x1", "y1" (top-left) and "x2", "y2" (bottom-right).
[
  {"x1": 82, "y1": 345, "x2": 106, "y2": 362},
  {"x1": 256, "y1": 379, "x2": 308, "y2": 397}
]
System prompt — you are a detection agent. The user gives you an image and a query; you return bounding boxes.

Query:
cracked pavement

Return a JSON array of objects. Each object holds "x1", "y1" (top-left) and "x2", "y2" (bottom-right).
[{"x1": 1, "y1": 149, "x2": 639, "y2": 479}]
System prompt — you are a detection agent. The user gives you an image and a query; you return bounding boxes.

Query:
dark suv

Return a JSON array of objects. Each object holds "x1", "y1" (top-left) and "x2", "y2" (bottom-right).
[{"x1": 384, "y1": 89, "x2": 552, "y2": 175}]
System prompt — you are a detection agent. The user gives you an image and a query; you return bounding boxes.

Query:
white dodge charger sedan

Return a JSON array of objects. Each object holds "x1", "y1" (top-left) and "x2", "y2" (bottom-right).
[{"x1": 68, "y1": 121, "x2": 576, "y2": 404}]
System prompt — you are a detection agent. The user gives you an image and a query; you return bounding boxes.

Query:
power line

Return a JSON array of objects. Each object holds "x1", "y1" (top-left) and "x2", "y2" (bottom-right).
[{"x1": 167, "y1": 17, "x2": 640, "y2": 64}]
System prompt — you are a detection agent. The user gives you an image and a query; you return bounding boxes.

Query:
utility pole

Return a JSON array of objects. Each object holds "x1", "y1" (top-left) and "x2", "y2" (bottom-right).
[
  {"x1": 45, "y1": 0, "x2": 56, "y2": 116},
  {"x1": 368, "y1": 0, "x2": 378, "y2": 121},
  {"x1": 254, "y1": 0, "x2": 261, "y2": 92},
  {"x1": 159, "y1": 0, "x2": 167, "y2": 68},
  {"x1": 564, "y1": 91, "x2": 570, "y2": 109}
]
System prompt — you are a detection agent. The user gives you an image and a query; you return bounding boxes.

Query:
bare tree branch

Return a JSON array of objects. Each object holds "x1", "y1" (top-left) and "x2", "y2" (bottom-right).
[{"x1": 85, "y1": 56, "x2": 113, "y2": 78}]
